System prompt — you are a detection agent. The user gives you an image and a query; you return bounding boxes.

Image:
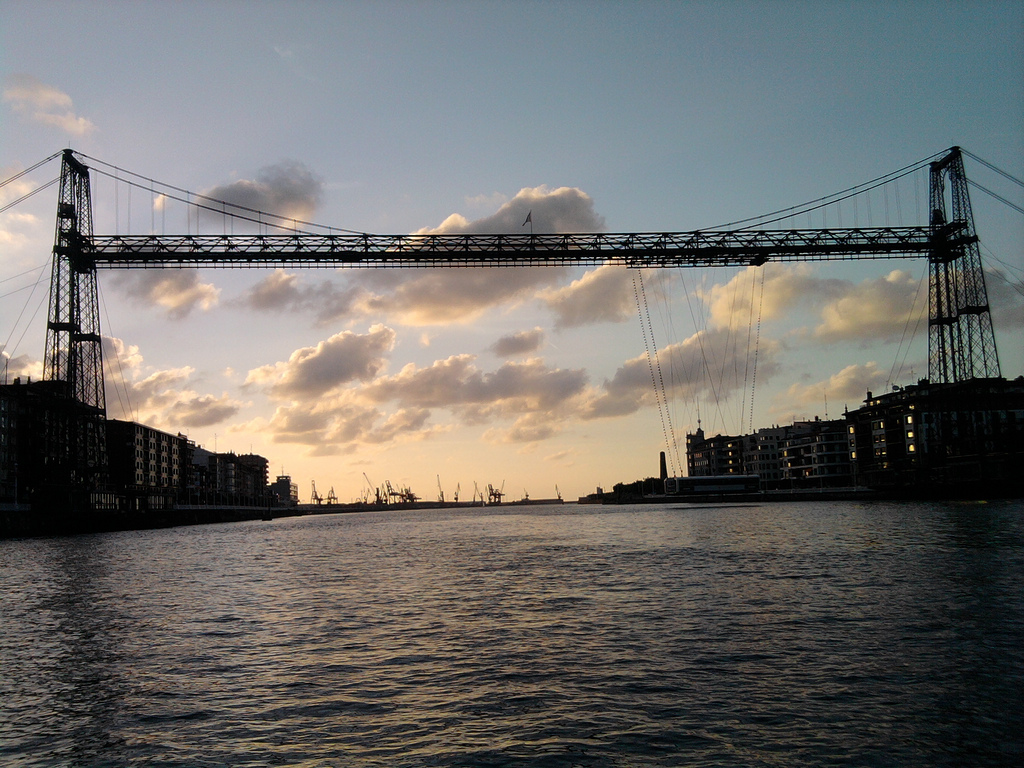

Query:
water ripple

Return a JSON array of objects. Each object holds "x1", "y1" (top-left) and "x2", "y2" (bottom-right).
[{"x1": 1, "y1": 500, "x2": 1022, "y2": 766}]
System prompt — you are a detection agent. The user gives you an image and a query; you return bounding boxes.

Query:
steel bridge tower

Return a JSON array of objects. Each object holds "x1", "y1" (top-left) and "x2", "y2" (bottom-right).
[
  {"x1": 42, "y1": 150, "x2": 106, "y2": 495},
  {"x1": 928, "y1": 147, "x2": 1001, "y2": 384}
]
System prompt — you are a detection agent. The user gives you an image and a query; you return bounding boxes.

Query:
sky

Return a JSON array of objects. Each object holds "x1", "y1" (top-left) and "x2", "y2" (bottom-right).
[{"x1": 2, "y1": 0, "x2": 1022, "y2": 503}]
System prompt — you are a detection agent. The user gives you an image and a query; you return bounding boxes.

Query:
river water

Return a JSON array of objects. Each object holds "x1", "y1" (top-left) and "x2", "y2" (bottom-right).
[{"x1": 1, "y1": 500, "x2": 1022, "y2": 767}]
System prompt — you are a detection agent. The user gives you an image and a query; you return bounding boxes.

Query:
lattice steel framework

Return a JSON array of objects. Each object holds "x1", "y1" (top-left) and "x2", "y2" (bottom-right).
[
  {"x1": 42, "y1": 150, "x2": 106, "y2": 487},
  {"x1": 928, "y1": 147, "x2": 1001, "y2": 384},
  {"x1": 86, "y1": 227, "x2": 939, "y2": 269}
]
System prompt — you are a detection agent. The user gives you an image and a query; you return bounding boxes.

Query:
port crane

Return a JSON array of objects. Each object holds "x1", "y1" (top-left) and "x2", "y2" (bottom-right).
[
  {"x1": 32, "y1": 147, "x2": 1001, "y2": 502},
  {"x1": 487, "y1": 481, "x2": 506, "y2": 505}
]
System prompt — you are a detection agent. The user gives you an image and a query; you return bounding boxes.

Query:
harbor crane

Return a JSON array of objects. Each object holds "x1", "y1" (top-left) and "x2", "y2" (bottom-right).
[
  {"x1": 488, "y1": 481, "x2": 506, "y2": 505},
  {"x1": 31, "y1": 147, "x2": 1001, "y2": 506}
]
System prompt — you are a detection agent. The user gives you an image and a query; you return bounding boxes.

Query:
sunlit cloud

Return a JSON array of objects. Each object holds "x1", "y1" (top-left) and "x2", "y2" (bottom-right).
[
  {"x1": 581, "y1": 327, "x2": 782, "y2": 420},
  {"x1": 415, "y1": 185, "x2": 605, "y2": 235},
  {"x1": 702, "y1": 264, "x2": 847, "y2": 331},
  {"x1": 356, "y1": 268, "x2": 560, "y2": 325},
  {"x1": 540, "y1": 264, "x2": 665, "y2": 328},
  {"x1": 253, "y1": 394, "x2": 446, "y2": 455},
  {"x1": 3, "y1": 74, "x2": 96, "y2": 136},
  {"x1": 246, "y1": 325, "x2": 396, "y2": 399},
  {"x1": 0, "y1": 347, "x2": 43, "y2": 382},
  {"x1": 770, "y1": 362, "x2": 891, "y2": 423},
  {"x1": 814, "y1": 269, "x2": 927, "y2": 343},
  {"x1": 0, "y1": 167, "x2": 35, "y2": 206},
  {"x1": 363, "y1": 355, "x2": 587, "y2": 414},
  {"x1": 236, "y1": 185, "x2": 607, "y2": 327},
  {"x1": 113, "y1": 270, "x2": 220, "y2": 318}
]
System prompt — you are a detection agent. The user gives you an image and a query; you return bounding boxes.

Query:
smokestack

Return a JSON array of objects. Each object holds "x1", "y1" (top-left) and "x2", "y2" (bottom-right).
[{"x1": 659, "y1": 451, "x2": 668, "y2": 480}]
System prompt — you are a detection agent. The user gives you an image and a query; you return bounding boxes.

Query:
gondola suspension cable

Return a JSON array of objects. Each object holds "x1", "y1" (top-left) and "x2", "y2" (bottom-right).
[
  {"x1": 740, "y1": 268, "x2": 757, "y2": 435},
  {"x1": 638, "y1": 270, "x2": 680, "y2": 474},
  {"x1": 634, "y1": 271, "x2": 677, "y2": 477},
  {"x1": 886, "y1": 267, "x2": 929, "y2": 387},
  {"x1": 97, "y1": 281, "x2": 134, "y2": 422},
  {"x1": 748, "y1": 267, "x2": 766, "y2": 435}
]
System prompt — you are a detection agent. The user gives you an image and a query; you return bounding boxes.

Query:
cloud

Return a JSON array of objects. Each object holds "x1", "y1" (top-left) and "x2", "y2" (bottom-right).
[
  {"x1": 490, "y1": 328, "x2": 545, "y2": 357},
  {"x1": 0, "y1": 166, "x2": 35, "y2": 207},
  {"x1": 253, "y1": 395, "x2": 443, "y2": 455},
  {"x1": 241, "y1": 265, "x2": 562, "y2": 326},
  {"x1": 581, "y1": 326, "x2": 781, "y2": 420},
  {"x1": 200, "y1": 160, "x2": 323, "y2": 226},
  {"x1": 3, "y1": 74, "x2": 96, "y2": 136},
  {"x1": 986, "y1": 266, "x2": 1024, "y2": 332},
  {"x1": 0, "y1": 348, "x2": 43, "y2": 382},
  {"x1": 415, "y1": 185, "x2": 605, "y2": 235},
  {"x1": 485, "y1": 412, "x2": 558, "y2": 444},
  {"x1": 364, "y1": 185, "x2": 605, "y2": 324},
  {"x1": 540, "y1": 264, "x2": 658, "y2": 328},
  {"x1": 771, "y1": 362, "x2": 890, "y2": 423},
  {"x1": 814, "y1": 269, "x2": 927, "y2": 343},
  {"x1": 357, "y1": 268, "x2": 561, "y2": 325},
  {"x1": 246, "y1": 341, "x2": 590, "y2": 451},
  {"x1": 364, "y1": 355, "x2": 587, "y2": 415},
  {"x1": 239, "y1": 269, "x2": 364, "y2": 324},
  {"x1": 242, "y1": 269, "x2": 303, "y2": 310},
  {"x1": 702, "y1": 264, "x2": 847, "y2": 331},
  {"x1": 701, "y1": 264, "x2": 930, "y2": 346},
  {"x1": 246, "y1": 325, "x2": 396, "y2": 399},
  {"x1": 113, "y1": 270, "x2": 220, "y2": 318},
  {"x1": 102, "y1": 336, "x2": 243, "y2": 429},
  {"x1": 236, "y1": 185, "x2": 607, "y2": 326}
]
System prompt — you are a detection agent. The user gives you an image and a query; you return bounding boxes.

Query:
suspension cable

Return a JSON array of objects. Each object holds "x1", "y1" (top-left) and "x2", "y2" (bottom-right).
[
  {"x1": 0, "y1": 177, "x2": 59, "y2": 215},
  {"x1": 709, "y1": 150, "x2": 945, "y2": 230},
  {"x1": 75, "y1": 152, "x2": 367, "y2": 236},
  {"x1": 967, "y1": 180, "x2": 1024, "y2": 216},
  {"x1": 0, "y1": 151, "x2": 62, "y2": 189},
  {"x1": 961, "y1": 149, "x2": 1024, "y2": 188}
]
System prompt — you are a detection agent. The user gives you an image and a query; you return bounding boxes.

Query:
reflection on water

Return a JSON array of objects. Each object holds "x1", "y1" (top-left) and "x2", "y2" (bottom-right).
[{"x1": 1, "y1": 500, "x2": 1022, "y2": 766}]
